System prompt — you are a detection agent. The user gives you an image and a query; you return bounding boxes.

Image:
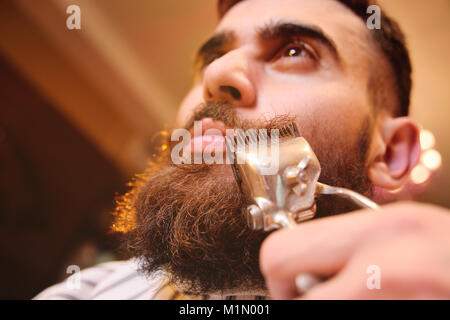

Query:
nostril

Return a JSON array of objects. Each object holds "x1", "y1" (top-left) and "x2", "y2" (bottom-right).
[{"x1": 220, "y1": 86, "x2": 241, "y2": 100}]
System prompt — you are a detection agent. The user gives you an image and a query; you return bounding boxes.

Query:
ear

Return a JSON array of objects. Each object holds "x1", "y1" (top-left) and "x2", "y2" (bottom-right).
[{"x1": 368, "y1": 117, "x2": 421, "y2": 190}]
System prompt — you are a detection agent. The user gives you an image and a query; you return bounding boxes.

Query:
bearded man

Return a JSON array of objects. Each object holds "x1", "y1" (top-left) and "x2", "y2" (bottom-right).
[{"x1": 35, "y1": 0, "x2": 450, "y2": 300}]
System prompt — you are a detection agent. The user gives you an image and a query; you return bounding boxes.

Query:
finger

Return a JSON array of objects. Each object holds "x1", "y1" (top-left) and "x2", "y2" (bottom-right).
[
  {"x1": 261, "y1": 202, "x2": 444, "y2": 299},
  {"x1": 297, "y1": 267, "x2": 361, "y2": 300},
  {"x1": 260, "y1": 207, "x2": 377, "y2": 283},
  {"x1": 265, "y1": 276, "x2": 298, "y2": 300},
  {"x1": 259, "y1": 202, "x2": 421, "y2": 299}
]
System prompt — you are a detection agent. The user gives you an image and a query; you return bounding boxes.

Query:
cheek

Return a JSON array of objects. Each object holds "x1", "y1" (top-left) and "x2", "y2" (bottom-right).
[
  {"x1": 175, "y1": 85, "x2": 203, "y2": 127},
  {"x1": 254, "y1": 79, "x2": 370, "y2": 141}
]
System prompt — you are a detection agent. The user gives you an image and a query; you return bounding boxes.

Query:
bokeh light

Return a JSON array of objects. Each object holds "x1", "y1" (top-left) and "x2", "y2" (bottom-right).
[
  {"x1": 420, "y1": 129, "x2": 435, "y2": 150},
  {"x1": 421, "y1": 149, "x2": 442, "y2": 171},
  {"x1": 410, "y1": 164, "x2": 431, "y2": 184}
]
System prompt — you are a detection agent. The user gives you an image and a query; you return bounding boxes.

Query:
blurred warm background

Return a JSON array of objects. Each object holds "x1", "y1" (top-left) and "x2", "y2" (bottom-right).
[{"x1": 0, "y1": 0, "x2": 448, "y2": 299}]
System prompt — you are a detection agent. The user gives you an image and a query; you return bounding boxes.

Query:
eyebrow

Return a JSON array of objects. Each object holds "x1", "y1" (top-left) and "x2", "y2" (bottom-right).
[
  {"x1": 195, "y1": 31, "x2": 236, "y2": 68},
  {"x1": 194, "y1": 21, "x2": 339, "y2": 69},
  {"x1": 258, "y1": 21, "x2": 339, "y2": 58}
]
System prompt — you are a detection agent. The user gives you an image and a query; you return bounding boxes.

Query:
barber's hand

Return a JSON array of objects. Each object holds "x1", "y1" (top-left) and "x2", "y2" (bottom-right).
[{"x1": 259, "y1": 201, "x2": 450, "y2": 299}]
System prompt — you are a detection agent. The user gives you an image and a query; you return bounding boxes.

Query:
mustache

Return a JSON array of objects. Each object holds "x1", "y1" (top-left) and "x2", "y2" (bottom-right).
[
  {"x1": 182, "y1": 101, "x2": 298, "y2": 132},
  {"x1": 184, "y1": 102, "x2": 237, "y2": 129}
]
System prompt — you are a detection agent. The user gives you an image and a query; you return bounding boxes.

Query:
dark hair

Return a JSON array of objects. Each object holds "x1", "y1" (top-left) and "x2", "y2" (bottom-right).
[{"x1": 218, "y1": 0, "x2": 412, "y2": 116}]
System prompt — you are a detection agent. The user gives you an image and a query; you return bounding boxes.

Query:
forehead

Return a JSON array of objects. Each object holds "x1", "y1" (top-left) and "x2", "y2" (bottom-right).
[{"x1": 216, "y1": 0, "x2": 374, "y2": 63}]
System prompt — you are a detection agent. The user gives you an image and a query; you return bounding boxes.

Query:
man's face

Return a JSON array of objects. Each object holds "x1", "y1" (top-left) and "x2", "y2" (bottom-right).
[
  {"x1": 121, "y1": 0, "x2": 380, "y2": 295},
  {"x1": 177, "y1": 0, "x2": 377, "y2": 157}
]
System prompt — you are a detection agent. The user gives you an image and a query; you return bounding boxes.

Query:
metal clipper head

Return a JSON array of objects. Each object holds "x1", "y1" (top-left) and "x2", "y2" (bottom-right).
[
  {"x1": 226, "y1": 122, "x2": 321, "y2": 231},
  {"x1": 226, "y1": 122, "x2": 379, "y2": 232}
]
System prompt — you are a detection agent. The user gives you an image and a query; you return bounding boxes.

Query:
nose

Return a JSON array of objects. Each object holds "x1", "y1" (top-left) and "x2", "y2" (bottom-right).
[{"x1": 202, "y1": 49, "x2": 256, "y2": 108}]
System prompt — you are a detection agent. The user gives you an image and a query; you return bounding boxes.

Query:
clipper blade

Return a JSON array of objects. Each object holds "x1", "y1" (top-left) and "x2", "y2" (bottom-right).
[{"x1": 226, "y1": 122, "x2": 320, "y2": 231}]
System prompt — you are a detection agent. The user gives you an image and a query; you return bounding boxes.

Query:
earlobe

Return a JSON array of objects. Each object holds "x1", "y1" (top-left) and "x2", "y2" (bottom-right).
[{"x1": 368, "y1": 117, "x2": 421, "y2": 191}]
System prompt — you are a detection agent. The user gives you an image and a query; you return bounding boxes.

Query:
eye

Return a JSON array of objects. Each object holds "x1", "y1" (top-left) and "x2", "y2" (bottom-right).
[
  {"x1": 279, "y1": 40, "x2": 317, "y2": 60},
  {"x1": 285, "y1": 46, "x2": 307, "y2": 58},
  {"x1": 270, "y1": 40, "x2": 318, "y2": 72}
]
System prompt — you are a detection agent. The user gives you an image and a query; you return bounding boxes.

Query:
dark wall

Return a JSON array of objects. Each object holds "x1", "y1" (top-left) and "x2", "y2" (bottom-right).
[{"x1": 0, "y1": 53, "x2": 127, "y2": 299}]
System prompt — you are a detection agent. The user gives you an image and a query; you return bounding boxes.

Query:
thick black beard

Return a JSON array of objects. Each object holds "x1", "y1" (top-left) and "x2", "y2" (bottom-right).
[
  {"x1": 116, "y1": 102, "x2": 374, "y2": 295},
  {"x1": 124, "y1": 163, "x2": 268, "y2": 295}
]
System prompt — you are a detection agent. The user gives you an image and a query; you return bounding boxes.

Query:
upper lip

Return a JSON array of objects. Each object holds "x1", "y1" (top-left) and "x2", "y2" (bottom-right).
[{"x1": 188, "y1": 118, "x2": 228, "y2": 138}]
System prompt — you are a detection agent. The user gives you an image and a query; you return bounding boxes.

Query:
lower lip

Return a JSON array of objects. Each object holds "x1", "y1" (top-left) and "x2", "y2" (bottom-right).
[{"x1": 190, "y1": 135, "x2": 226, "y2": 153}]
